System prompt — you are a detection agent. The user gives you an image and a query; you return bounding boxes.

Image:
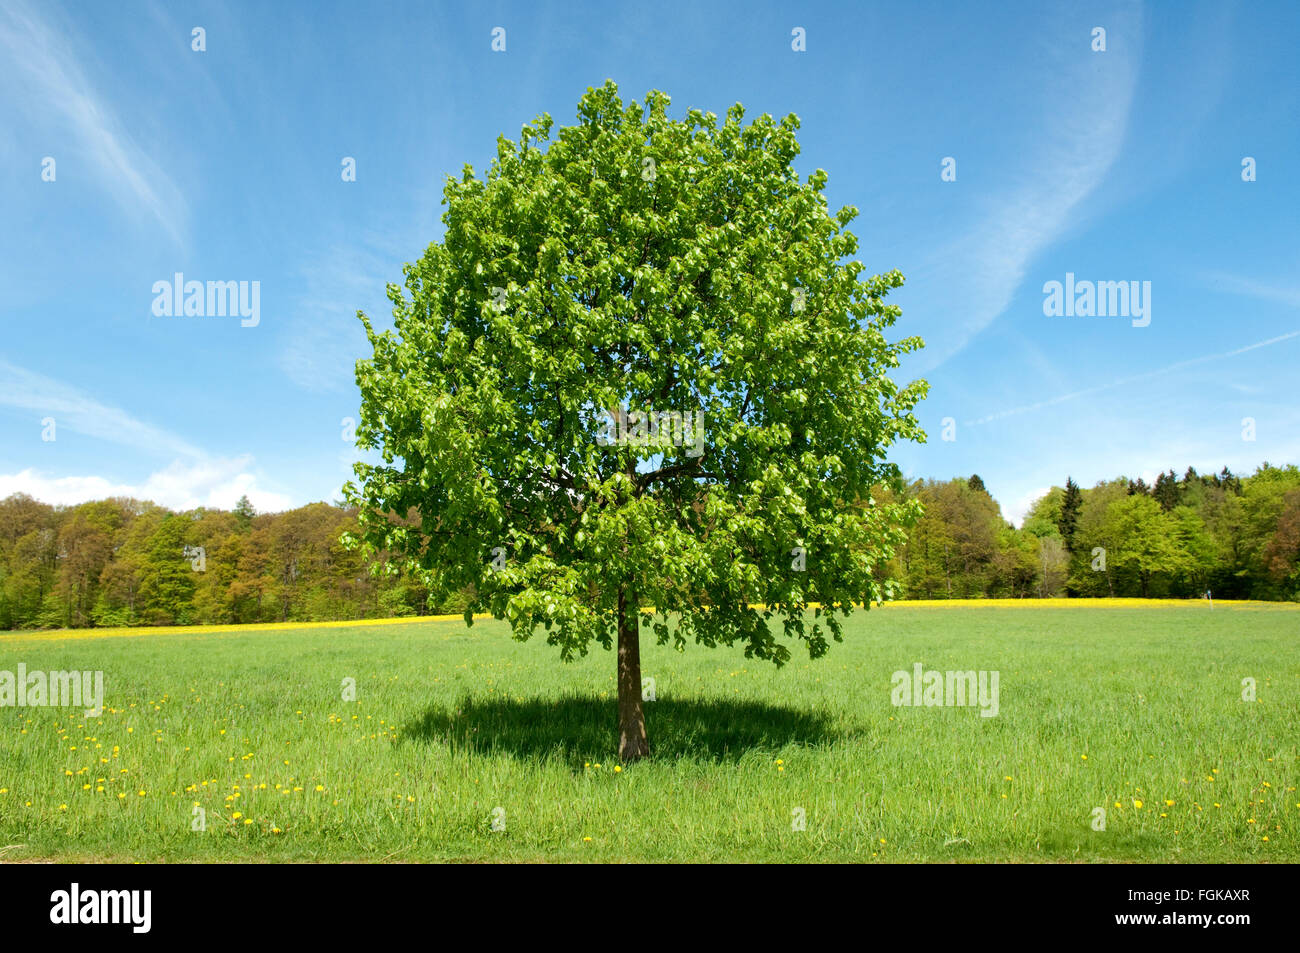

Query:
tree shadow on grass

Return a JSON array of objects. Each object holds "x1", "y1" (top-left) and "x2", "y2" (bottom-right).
[{"x1": 401, "y1": 693, "x2": 838, "y2": 767}]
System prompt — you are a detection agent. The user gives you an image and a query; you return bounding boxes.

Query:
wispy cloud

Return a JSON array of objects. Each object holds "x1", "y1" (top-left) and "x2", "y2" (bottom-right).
[
  {"x1": 964, "y1": 329, "x2": 1300, "y2": 426},
  {"x1": 0, "y1": 0, "x2": 186, "y2": 243},
  {"x1": 0, "y1": 358, "x2": 203, "y2": 458},
  {"x1": 908, "y1": 7, "x2": 1142, "y2": 371},
  {"x1": 279, "y1": 239, "x2": 402, "y2": 392},
  {"x1": 1201, "y1": 272, "x2": 1300, "y2": 309}
]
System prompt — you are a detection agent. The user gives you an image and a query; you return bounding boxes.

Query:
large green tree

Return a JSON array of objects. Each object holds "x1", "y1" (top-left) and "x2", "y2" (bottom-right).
[{"x1": 345, "y1": 82, "x2": 927, "y2": 758}]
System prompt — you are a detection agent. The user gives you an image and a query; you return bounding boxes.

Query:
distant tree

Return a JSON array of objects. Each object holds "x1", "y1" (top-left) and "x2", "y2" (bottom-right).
[
  {"x1": 137, "y1": 515, "x2": 197, "y2": 624},
  {"x1": 233, "y1": 495, "x2": 256, "y2": 532},
  {"x1": 967, "y1": 474, "x2": 986, "y2": 493},
  {"x1": 1068, "y1": 479, "x2": 1129, "y2": 597},
  {"x1": 1261, "y1": 489, "x2": 1300, "y2": 597},
  {"x1": 1153, "y1": 470, "x2": 1180, "y2": 512},
  {"x1": 1037, "y1": 535, "x2": 1068, "y2": 596},
  {"x1": 1057, "y1": 477, "x2": 1082, "y2": 553},
  {"x1": 1127, "y1": 477, "x2": 1150, "y2": 496},
  {"x1": 1102, "y1": 495, "x2": 1193, "y2": 597},
  {"x1": 992, "y1": 525, "x2": 1039, "y2": 597}
]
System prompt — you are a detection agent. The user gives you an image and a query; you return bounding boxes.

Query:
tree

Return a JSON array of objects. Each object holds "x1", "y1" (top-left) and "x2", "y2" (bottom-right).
[
  {"x1": 233, "y1": 495, "x2": 256, "y2": 532},
  {"x1": 1261, "y1": 489, "x2": 1300, "y2": 597},
  {"x1": 967, "y1": 474, "x2": 986, "y2": 493},
  {"x1": 1153, "y1": 470, "x2": 1180, "y2": 512},
  {"x1": 992, "y1": 525, "x2": 1039, "y2": 597},
  {"x1": 345, "y1": 82, "x2": 928, "y2": 759},
  {"x1": 1101, "y1": 495, "x2": 1193, "y2": 597},
  {"x1": 1058, "y1": 477, "x2": 1082, "y2": 554}
]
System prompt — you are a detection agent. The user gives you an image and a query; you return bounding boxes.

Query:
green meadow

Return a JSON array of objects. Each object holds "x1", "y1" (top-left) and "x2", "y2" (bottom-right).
[{"x1": 1, "y1": 601, "x2": 1296, "y2": 863}]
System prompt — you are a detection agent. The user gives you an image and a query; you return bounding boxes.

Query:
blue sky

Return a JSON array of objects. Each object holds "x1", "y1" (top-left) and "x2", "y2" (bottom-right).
[{"x1": 2, "y1": 0, "x2": 1297, "y2": 525}]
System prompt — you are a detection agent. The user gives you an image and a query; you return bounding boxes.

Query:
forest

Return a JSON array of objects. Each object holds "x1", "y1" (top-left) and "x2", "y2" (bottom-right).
[{"x1": 1, "y1": 462, "x2": 1297, "y2": 630}]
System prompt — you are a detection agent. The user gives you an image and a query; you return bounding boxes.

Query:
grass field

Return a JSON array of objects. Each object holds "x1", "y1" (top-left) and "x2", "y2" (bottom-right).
[{"x1": 1, "y1": 600, "x2": 1296, "y2": 863}]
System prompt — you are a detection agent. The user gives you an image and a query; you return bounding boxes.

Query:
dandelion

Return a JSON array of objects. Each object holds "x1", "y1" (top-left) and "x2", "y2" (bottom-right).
[
  {"x1": 315, "y1": 785, "x2": 324, "y2": 792},
  {"x1": 1134, "y1": 800, "x2": 1143, "y2": 809},
  {"x1": 232, "y1": 812, "x2": 242, "y2": 820},
  {"x1": 1164, "y1": 800, "x2": 1175, "y2": 807},
  {"x1": 613, "y1": 766, "x2": 622, "y2": 773}
]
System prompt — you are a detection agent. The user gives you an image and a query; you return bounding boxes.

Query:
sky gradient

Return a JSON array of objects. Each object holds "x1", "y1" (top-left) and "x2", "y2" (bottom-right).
[{"x1": 2, "y1": 0, "x2": 1297, "y2": 524}]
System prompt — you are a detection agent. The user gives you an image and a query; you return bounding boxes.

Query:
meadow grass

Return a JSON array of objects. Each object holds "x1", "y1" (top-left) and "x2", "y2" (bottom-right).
[{"x1": 1, "y1": 601, "x2": 1296, "y2": 863}]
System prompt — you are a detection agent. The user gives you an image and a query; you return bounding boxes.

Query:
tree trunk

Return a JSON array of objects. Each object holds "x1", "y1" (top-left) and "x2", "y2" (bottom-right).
[{"x1": 616, "y1": 586, "x2": 649, "y2": 760}]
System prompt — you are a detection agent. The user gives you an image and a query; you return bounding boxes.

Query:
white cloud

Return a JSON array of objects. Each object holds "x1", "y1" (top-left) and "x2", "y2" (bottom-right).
[
  {"x1": 0, "y1": 360, "x2": 298, "y2": 512},
  {"x1": 0, "y1": 457, "x2": 293, "y2": 513},
  {"x1": 0, "y1": 0, "x2": 186, "y2": 243},
  {"x1": 1004, "y1": 485, "x2": 1052, "y2": 528}
]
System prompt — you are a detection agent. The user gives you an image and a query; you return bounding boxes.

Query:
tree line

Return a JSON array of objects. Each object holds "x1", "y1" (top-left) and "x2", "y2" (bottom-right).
[
  {"x1": 0, "y1": 494, "x2": 440, "y2": 630},
  {"x1": 886, "y1": 464, "x2": 1300, "y2": 601},
  {"x1": 1, "y1": 461, "x2": 1297, "y2": 630}
]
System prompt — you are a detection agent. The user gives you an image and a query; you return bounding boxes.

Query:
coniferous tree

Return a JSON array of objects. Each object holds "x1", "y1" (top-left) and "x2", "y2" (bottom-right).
[
  {"x1": 1153, "y1": 470, "x2": 1180, "y2": 511},
  {"x1": 1058, "y1": 477, "x2": 1082, "y2": 553}
]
